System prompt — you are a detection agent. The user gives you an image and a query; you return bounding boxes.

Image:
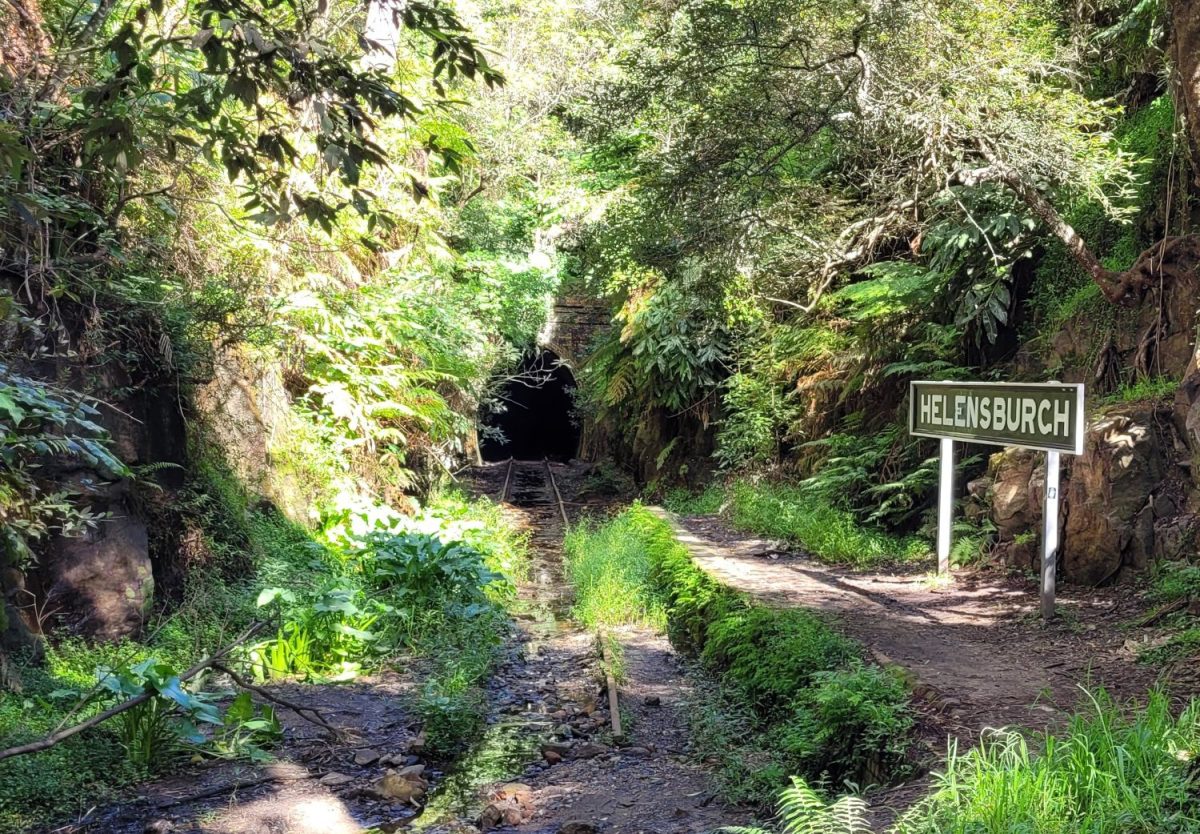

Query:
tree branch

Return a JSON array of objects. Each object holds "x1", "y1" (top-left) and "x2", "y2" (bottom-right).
[{"x1": 0, "y1": 621, "x2": 267, "y2": 763}]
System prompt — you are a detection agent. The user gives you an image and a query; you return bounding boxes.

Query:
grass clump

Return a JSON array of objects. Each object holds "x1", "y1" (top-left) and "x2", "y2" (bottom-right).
[
  {"x1": 663, "y1": 484, "x2": 727, "y2": 515},
  {"x1": 605, "y1": 505, "x2": 914, "y2": 805},
  {"x1": 564, "y1": 511, "x2": 668, "y2": 630},
  {"x1": 1101, "y1": 375, "x2": 1179, "y2": 406},
  {"x1": 729, "y1": 481, "x2": 927, "y2": 567},
  {"x1": 893, "y1": 689, "x2": 1200, "y2": 834},
  {"x1": 1150, "y1": 560, "x2": 1200, "y2": 604}
]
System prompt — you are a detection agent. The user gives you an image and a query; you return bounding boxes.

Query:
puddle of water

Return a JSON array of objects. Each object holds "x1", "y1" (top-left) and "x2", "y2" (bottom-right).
[{"x1": 411, "y1": 720, "x2": 543, "y2": 829}]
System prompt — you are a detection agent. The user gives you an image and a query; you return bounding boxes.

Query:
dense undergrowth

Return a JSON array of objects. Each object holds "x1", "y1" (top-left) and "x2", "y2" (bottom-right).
[
  {"x1": 0, "y1": 470, "x2": 527, "y2": 832},
  {"x1": 744, "y1": 690, "x2": 1200, "y2": 834},
  {"x1": 566, "y1": 505, "x2": 915, "y2": 807},
  {"x1": 665, "y1": 481, "x2": 928, "y2": 568}
]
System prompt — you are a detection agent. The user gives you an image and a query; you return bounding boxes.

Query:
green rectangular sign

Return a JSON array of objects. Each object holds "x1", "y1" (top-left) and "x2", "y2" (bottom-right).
[{"x1": 909, "y1": 381, "x2": 1085, "y2": 454}]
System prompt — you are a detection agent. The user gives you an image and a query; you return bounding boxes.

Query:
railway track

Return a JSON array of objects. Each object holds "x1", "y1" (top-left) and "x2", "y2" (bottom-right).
[{"x1": 495, "y1": 458, "x2": 574, "y2": 624}]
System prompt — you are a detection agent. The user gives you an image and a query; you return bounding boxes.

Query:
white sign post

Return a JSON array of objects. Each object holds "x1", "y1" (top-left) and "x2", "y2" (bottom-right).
[{"x1": 909, "y1": 381, "x2": 1085, "y2": 620}]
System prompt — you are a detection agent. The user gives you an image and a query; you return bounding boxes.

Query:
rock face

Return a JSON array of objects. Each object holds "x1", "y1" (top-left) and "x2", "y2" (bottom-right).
[
  {"x1": 1061, "y1": 408, "x2": 1164, "y2": 585},
  {"x1": 985, "y1": 449, "x2": 1044, "y2": 572},
  {"x1": 986, "y1": 403, "x2": 1192, "y2": 585},
  {"x1": 45, "y1": 511, "x2": 154, "y2": 640}
]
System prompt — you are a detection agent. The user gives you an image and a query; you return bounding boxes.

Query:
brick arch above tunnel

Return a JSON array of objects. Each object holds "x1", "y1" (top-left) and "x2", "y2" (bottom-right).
[{"x1": 539, "y1": 294, "x2": 610, "y2": 370}]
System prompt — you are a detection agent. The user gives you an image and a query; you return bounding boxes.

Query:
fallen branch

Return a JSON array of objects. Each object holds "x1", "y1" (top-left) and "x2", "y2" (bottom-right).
[
  {"x1": 1135, "y1": 597, "x2": 1189, "y2": 628},
  {"x1": 211, "y1": 662, "x2": 342, "y2": 739},
  {"x1": 0, "y1": 621, "x2": 267, "y2": 763}
]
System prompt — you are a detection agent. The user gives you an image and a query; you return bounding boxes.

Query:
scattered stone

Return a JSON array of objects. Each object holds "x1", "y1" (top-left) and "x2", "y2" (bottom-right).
[
  {"x1": 622, "y1": 746, "x2": 651, "y2": 757},
  {"x1": 570, "y1": 742, "x2": 609, "y2": 759},
  {"x1": 479, "y1": 798, "x2": 528, "y2": 830},
  {"x1": 559, "y1": 822, "x2": 598, "y2": 834},
  {"x1": 319, "y1": 772, "x2": 355, "y2": 787},
  {"x1": 643, "y1": 695, "x2": 661, "y2": 706},
  {"x1": 396, "y1": 764, "x2": 426, "y2": 779},
  {"x1": 143, "y1": 820, "x2": 174, "y2": 834},
  {"x1": 373, "y1": 773, "x2": 427, "y2": 804},
  {"x1": 493, "y1": 782, "x2": 533, "y2": 805},
  {"x1": 407, "y1": 731, "x2": 427, "y2": 754},
  {"x1": 354, "y1": 749, "x2": 381, "y2": 766},
  {"x1": 541, "y1": 741, "x2": 570, "y2": 758}
]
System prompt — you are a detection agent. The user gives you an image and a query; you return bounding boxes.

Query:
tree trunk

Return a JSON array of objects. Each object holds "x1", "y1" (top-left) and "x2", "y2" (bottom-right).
[{"x1": 1171, "y1": 0, "x2": 1200, "y2": 184}]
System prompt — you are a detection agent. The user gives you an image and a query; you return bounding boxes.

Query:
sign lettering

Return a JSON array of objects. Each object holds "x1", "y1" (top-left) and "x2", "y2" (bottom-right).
[{"x1": 909, "y1": 381, "x2": 1084, "y2": 455}]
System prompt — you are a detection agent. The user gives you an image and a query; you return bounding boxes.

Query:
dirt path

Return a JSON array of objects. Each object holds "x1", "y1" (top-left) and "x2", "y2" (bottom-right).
[{"x1": 660, "y1": 509, "x2": 1199, "y2": 749}]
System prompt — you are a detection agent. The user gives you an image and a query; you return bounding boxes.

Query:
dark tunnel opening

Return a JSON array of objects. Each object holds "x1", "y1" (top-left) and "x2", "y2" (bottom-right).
[{"x1": 480, "y1": 350, "x2": 581, "y2": 462}]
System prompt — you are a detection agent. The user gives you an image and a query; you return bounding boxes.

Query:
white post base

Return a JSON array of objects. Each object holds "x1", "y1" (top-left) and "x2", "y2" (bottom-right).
[{"x1": 937, "y1": 437, "x2": 953, "y2": 574}]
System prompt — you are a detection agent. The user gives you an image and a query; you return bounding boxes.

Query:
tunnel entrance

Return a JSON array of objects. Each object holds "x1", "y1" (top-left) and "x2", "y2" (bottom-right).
[{"x1": 480, "y1": 350, "x2": 580, "y2": 462}]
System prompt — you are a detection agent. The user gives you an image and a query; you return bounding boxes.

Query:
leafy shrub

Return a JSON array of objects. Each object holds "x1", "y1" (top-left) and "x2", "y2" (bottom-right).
[
  {"x1": 715, "y1": 372, "x2": 799, "y2": 470},
  {"x1": 782, "y1": 664, "x2": 913, "y2": 782},
  {"x1": 0, "y1": 366, "x2": 130, "y2": 567},
  {"x1": 702, "y1": 608, "x2": 855, "y2": 717},
  {"x1": 355, "y1": 531, "x2": 503, "y2": 608}
]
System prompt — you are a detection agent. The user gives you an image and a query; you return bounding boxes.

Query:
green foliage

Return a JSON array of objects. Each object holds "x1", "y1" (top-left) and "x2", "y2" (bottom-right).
[
  {"x1": 795, "y1": 427, "x2": 946, "y2": 530},
  {"x1": 413, "y1": 611, "x2": 505, "y2": 756},
  {"x1": 0, "y1": 366, "x2": 131, "y2": 567},
  {"x1": 1138, "y1": 628, "x2": 1200, "y2": 666},
  {"x1": 893, "y1": 690, "x2": 1200, "y2": 834},
  {"x1": 0, "y1": 480, "x2": 526, "y2": 829},
  {"x1": 702, "y1": 608, "x2": 855, "y2": 718},
  {"x1": 663, "y1": 484, "x2": 728, "y2": 516},
  {"x1": 1149, "y1": 561, "x2": 1200, "y2": 604},
  {"x1": 722, "y1": 777, "x2": 871, "y2": 834},
  {"x1": 563, "y1": 513, "x2": 668, "y2": 630},
  {"x1": 0, "y1": 664, "x2": 133, "y2": 831},
  {"x1": 249, "y1": 521, "x2": 507, "y2": 680},
  {"x1": 715, "y1": 372, "x2": 800, "y2": 470},
  {"x1": 950, "y1": 517, "x2": 996, "y2": 568},
  {"x1": 728, "y1": 481, "x2": 928, "y2": 567},
  {"x1": 828, "y1": 262, "x2": 946, "y2": 324},
  {"x1": 600, "y1": 506, "x2": 915, "y2": 804},
  {"x1": 783, "y1": 665, "x2": 913, "y2": 781},
  {"x1": 1101, "y1": 376, "x2": 1179, "y2": 405}
]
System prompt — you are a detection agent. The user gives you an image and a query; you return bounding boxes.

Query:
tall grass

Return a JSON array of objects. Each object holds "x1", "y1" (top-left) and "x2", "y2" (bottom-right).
[
  {"x1": 894, "y1": 689, "x2": 1200, "y2": 834},
  {"x1": 563, "y1": 511, "x2": 668, "y2": 630},
  {"x1": 729, "y1": 482, "x2": 927, "y2": 567}
]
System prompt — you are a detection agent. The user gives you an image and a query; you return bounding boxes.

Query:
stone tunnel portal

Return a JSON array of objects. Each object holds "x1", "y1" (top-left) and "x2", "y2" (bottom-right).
[{"x1": 480, "y1": 350, "x2": 580, "y2": 462}]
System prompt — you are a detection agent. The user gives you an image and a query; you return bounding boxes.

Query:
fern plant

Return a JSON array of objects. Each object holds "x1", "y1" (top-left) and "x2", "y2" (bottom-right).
[{"x1": 723, "y1": 777, "x2": 872, "y2": 834}]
